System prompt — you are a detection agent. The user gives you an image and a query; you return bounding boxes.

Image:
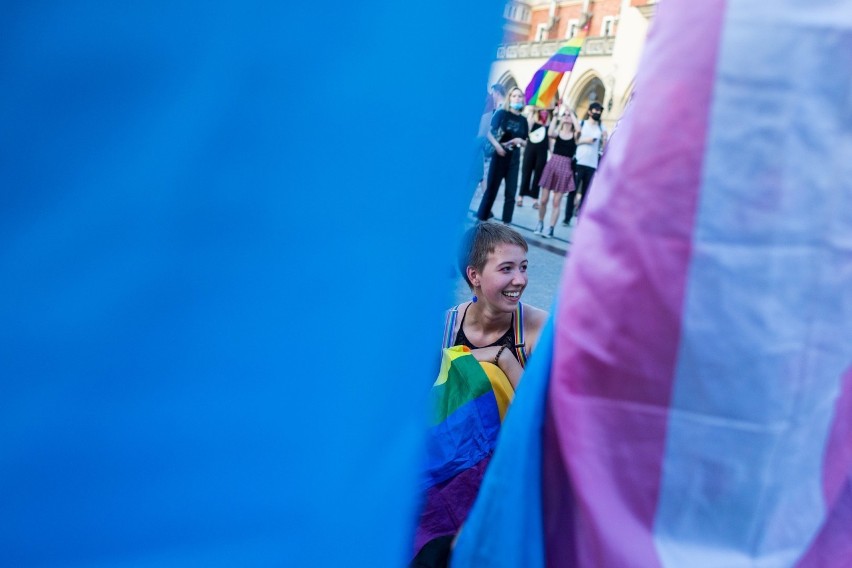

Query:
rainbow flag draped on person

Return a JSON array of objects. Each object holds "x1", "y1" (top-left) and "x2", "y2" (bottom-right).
[
  {"x1": 413, "y1": 345, "x2": 513, "y2": 558},
  {"x1": 452, "y1": 1, "x2": 852, "y2": 567},
  {"x1": 524, "y1": 35, "x2": 583, "y2": 107}
]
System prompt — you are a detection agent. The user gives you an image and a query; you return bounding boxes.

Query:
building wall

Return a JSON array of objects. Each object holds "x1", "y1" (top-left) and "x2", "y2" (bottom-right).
[
  {"x1": 526, "y1": 1, "x2": 624, "y2": 41},
  {"x1": 492, "y1": 0, "x2": 654, "y2": 130},
  {"x1": 591, "y1": 0, "x2": 624, "y2": 36}
]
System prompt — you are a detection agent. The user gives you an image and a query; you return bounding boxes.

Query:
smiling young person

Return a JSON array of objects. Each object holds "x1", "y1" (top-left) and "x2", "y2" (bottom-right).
[
  {"x1": 448, "y1": 222, "x2": 548, "y2": 388},
  {"x1": 412, "y1": 223, "x2": 548, "y2": 567}
]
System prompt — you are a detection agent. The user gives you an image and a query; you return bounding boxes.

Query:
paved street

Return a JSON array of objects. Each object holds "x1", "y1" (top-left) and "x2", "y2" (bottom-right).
[{"x1": 453, "y1": 184, "x2": 578, "y2": 312}]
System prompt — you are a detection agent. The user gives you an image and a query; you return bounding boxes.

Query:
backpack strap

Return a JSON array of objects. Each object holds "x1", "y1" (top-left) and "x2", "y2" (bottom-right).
[
  {"x1": 513, "y1": 302, "x2": 527, "y2": 367},
  {"x1": 442, "y1": 305, "x2": 460, "y2": 350}
]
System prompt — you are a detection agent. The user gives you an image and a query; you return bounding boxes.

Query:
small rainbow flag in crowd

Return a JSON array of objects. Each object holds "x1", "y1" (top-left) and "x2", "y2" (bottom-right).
[
  {"x1": 413, "y1": 345, "x2": 513, "y2": 558},
  {"x1": 524, "y1": 35, "x2": 583, "y2": 107}
]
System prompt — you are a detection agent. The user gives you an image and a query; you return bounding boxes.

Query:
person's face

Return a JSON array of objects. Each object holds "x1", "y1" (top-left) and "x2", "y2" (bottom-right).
[
  {"x1": 508, "y1": 90, "x2": 524, "y2": 108},
  {"x1": 589, "y1": 107, "x2": 602, "y2": 121},
  {"x1": 469, "y1": 244, "x2": 528, "y2": 311}
]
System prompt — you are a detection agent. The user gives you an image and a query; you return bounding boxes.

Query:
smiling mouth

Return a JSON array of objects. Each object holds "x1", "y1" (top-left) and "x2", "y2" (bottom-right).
[{"x1": 502, "y1": 291, "x2": 521, "y2": 299}]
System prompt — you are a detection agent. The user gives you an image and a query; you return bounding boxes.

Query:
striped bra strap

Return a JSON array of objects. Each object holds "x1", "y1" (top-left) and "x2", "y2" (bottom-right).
[
  {"x1": 442, "y1": 305, "x2": 459, "y2": 350},
  {"x1": 514, "y1": 302, "x2": 527, "y2": 367}
]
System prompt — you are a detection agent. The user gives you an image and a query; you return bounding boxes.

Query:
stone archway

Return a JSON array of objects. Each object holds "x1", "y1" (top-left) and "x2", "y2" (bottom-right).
[
  {"x1": 568, "y1": 74, "x2": 606, "y2": 119},
  {"x1": 495, "y1": 71, "x2": 518, "y2": 95}
]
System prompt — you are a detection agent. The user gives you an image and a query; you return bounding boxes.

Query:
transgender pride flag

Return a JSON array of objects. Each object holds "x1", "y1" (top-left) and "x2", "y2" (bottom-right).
[{"x1": 452, "y1": 1, "x2": 852, "y2": 567}]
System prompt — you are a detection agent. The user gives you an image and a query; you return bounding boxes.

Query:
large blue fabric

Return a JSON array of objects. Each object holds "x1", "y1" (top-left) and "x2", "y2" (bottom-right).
[{"x1": 0, "y1": 2, "x2": 498, "y2": 566}]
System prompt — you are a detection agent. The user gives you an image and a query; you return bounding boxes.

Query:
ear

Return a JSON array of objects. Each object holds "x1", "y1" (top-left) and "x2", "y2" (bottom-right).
[{"x1": 466, "y1": 266, "x2": 480, "y2": 288}]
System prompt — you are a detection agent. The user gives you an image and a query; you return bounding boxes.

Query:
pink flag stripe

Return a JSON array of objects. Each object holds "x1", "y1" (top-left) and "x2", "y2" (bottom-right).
[
  {"x1": 794, "y1": 367, "x2": 852, "y2": 567},
  {"x1": 542, "y1": 1, "x2": 727, "y2": 566}
]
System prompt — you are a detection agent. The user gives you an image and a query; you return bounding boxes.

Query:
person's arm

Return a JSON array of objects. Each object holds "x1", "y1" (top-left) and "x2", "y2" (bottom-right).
[
  {"x1": 486, "y1": 111, "x2": 507, "y2": 157},
  {"x1": 486, "y1": 130, "x2": 507, "y2": 157},
  {"x1": 469, "y1": 345, "x2": 524, "y2": 389},
  {"x1": 568, "y1": 112, "x2": 581, "y2": 142},
  {"x1": 547, "y1": 116, "x2": 560, "y2": 138}
]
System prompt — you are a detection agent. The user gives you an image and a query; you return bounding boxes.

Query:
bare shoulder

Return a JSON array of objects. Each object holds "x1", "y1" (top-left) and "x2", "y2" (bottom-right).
[
  {"x1": 523, "y1": 303, "x2": 548, "y2": 332},
  {"x1": 447, "y1": 301, "x2": 472, "y2": 339},
  {"x1": 450, "y1": 301, "x2": 472, "y2": 315},
  {"x1": 522, "y1": 303, "x2": 549, "y2": 355}
]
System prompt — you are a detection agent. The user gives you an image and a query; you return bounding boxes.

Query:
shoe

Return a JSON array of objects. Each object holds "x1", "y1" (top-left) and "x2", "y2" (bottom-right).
[
  {"x1": 543, "y1": 226, "x2": 554, "y2": 239},
  {"x1": 516, "y1": 198, "x2": 524, "y2": 207},
  {"x1": 532, "y1": 202, "x2": 539, "y2": 209},
  {"x1": 533, "y1": 221, "x2": 544, "y2": 235}
]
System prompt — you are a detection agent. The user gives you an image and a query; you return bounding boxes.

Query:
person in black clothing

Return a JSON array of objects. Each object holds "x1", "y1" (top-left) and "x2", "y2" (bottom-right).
[
  {"x1": 516, "y1": 108, "x2": 550, "y2": 208},
  {"x1": 477, "y1": 87, "x2": 529, "y2": 224}
]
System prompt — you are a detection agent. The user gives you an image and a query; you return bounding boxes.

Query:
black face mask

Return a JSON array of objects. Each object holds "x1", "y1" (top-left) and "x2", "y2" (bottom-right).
[{"x1": 590, "y1": 112, "x2": 601, "y2": 121}]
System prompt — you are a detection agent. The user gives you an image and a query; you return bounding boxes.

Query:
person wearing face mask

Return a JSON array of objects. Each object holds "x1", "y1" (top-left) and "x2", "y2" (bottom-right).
[
  {"x1": 564, "y1": 101, "x2": 607, "y2": 225},
  {"x1": 477, "y1": 87, "x2": 529, "y2": 224}
]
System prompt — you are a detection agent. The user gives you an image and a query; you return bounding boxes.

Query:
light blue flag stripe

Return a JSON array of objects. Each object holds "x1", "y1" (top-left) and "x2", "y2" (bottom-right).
[{"x1": 653, "y1": 2, "x2": 852, "y2": 566}]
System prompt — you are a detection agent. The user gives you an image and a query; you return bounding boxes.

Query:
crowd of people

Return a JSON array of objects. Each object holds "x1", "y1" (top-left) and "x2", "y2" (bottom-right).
[{"x1": 475, "y1": 83, "x2": 608, "y2": 233}]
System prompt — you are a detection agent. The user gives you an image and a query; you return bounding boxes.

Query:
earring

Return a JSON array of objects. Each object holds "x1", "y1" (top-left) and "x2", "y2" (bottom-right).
[{"x1": 471, "y1": 294, "x2": 478, "y2": 303}]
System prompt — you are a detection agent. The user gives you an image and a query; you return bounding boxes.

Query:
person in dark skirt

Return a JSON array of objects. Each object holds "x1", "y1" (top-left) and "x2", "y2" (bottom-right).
[
  {"x1": 477, "y1": 87, "x2": 529, "y2": 224},
  {"x1": 516, "y1": 108, "x2": 550, "y2": 209},
  {"x1": 534, "y1": 107, "x2": 579, "y2": 239}
]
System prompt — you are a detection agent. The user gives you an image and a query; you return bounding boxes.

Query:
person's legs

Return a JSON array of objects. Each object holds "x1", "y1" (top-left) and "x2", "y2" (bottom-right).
[
  {"x1": 563, "y1": 188, "x2": 578, "y2": 225},
  {"x1": 531, "y1": 148, "x2": 547, "y2": 201},
  {"x1": 535, "y1": 187, "x2": 551, "y2": 234},
  {"x1": 501, "y1": 158, "x2": 520, "y2": 223},
  {"x1": 549, "y1": 191, "x2": 564, "y2": 229},
  {"x1": 477, "y1": 155, "x2": 506, "y2": 220},
  {"x1": 565, "y1": 165, "x2": 591, "y2": 224},
  {"x1": 576, "y1": 166, "x2": 597, "y2": 213},
  {"x1": 518, "y1": 149, "x2": 535, "y2": 205},
  {"x1": 537, "y1": 187, "x2": 551, "y2": 221}
]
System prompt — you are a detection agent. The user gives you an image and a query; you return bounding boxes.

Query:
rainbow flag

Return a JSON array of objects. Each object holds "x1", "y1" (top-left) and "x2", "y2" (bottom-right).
[
  {"x1": 413, "y1": 345, "x2": 513, "y2": 557},
  {"x1": 524, "y1": 36, "x2": 583, "y2": 107},
  {"x1": 453, "y1": 0, "x2": 852, "y2": 566}
]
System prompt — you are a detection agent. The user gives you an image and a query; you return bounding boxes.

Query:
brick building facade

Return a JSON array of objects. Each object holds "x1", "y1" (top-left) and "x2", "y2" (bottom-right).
[{"x1": 495, "y1": 0, "x2": 658, "y2": 126}]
